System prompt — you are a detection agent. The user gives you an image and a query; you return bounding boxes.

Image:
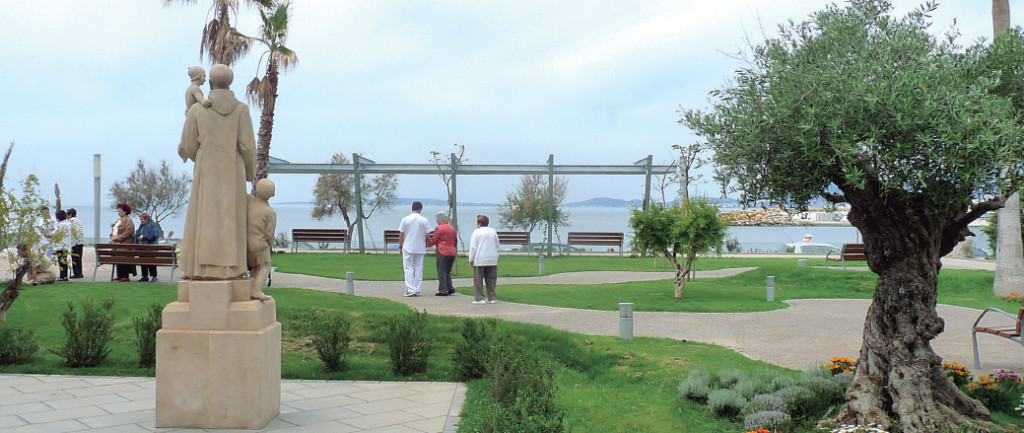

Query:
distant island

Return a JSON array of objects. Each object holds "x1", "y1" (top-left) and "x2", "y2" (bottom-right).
[{"x1": 277, "y1": 196, "x2": 740, "y2": 208}]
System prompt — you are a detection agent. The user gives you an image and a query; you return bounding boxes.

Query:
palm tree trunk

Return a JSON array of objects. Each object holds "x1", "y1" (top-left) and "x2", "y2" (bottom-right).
[
  {"x1": 252, "y1": 63, "x2": 278, "y2": 195},
  {"x1": 991, "y1": 0, "x2": 1022, "y2": 297}
]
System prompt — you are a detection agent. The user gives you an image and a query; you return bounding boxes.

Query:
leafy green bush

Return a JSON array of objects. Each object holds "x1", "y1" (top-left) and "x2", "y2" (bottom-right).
[
  {"x1": 707, "y1": 388, "x2": 747, "y2": 418},
  {"x1": 131, "y1": 303, "x2": 162, "y2": 368},
  {"x1": 0, "y1": 323, "x2": 38, "y2": 365},
  {"x1": 452, "y1": 318, "x2": 495, "y2": 381},
  {"x1": 483, "y1": 337, "x2": 566, "y2": 433},
  {"x1": 744, "y1": 410, "x2": 794, "y2": 431},
  {"x1": 679, "y1": 365, "x2": 713, "y2": 402},
  {"x1": 311, "y1": 313, "x2": 351, "y2": 373},
  {"x1": 50, "y1": 299, "x2": 115, "y2": 367},
  {"x1": 732, "y1": 377, "x2": 775, "y2": 398},
  {"x1": 801, "y1": 375, "x2": 846, "y2": 411},
  {"x1": 382, "y1": 309, "x2": 431, "y2": 376},
  {"x1": 964, "y1": 370, "x2": 1024, "y2": 412},
  {"x1": 717, "y1": 366, "x2": 748, "y2": 388},
  {"x1": 741, "y1": 393, "x2": 787, "y2": 416}
]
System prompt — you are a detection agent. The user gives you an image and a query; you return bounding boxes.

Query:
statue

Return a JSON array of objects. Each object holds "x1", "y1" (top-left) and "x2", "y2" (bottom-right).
[
  {"x1": 247, "y1": 178, "x2": 277, "y2": 301},
  {"x1": 177, "y1": 64, "x2": 256, "y2": 280},
  {"x1": 184, "y1": 66, "x2": 211, "y2": 115}
]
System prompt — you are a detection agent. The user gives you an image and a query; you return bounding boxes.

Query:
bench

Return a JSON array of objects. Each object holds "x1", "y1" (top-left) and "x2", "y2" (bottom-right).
[
  {"x1": 496, "y1": 231, "x2": 530, "y2": 251},
  {"x1": 383, "y1": 229, "x2": 401, "y2": 253},
  {"x1": 567, "y1": 232, "x2": 625, "y2": 256},
  {"x1": 825, "y1": 243, "x2": 866, "y2": 269},
  {"x1": 291, "y1": 228, "x2": 349, "y2": 252},
  {"x1": 972, "y1": 307, "x2": 1024, "y2": 369},
  {"x1": 92, "y1": 243, "x2": 178, "y2": 284}
]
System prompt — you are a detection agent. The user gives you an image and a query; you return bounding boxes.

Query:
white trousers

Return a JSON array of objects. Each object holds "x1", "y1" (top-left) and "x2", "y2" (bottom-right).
[{"x1": 402, "y1": 251, "x2": 425, "y2": 293}]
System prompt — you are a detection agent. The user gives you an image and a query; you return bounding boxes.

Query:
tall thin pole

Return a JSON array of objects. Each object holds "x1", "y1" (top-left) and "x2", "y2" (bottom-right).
[
  {"x1": 353, "y1": 153, "x2": 365, "y2": 254},
  {"x1": 643, "y1": 155, "x2": 652, "y2": 211},
  {"x1": 93, "y1": 154, "x2": 101, "y2": 244},
  {"x1": 547, "y1": 154, "x2": 554, "y2": 258},
  {"x1": 450, "y1": 152, "x2": 459, "y2": 247}
]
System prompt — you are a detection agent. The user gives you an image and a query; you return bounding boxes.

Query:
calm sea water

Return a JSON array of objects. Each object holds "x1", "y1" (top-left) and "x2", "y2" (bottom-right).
[{"x1": 69, "y1": 203, "x2": 990, "y2": 254}]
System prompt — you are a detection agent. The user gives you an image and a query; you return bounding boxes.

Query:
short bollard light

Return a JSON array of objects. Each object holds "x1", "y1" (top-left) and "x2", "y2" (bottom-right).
[
  {"x1": 766, "y1": 276, "x2": 775, "y2": 302},
  {"x1": 346, "y1": 271, "x2": 355, "y2": 295},
  {"x1": 798, "y1": 259, "x2": 806, "y2": 267},
  {"x1": 619, "y1": 302, "x2": 634, "y2": 340},
  {"x1": 539, "y1": 255, "x2": 545, "y2": 275}
]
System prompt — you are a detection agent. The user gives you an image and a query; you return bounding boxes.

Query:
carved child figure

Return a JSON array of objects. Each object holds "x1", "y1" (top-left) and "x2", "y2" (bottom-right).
[
  {"x1": 184, "y1": 66, "x2": 212, "y2": 115},
  {"x1": 247, "y1": 178, "x2": 277, "y2": 301}
]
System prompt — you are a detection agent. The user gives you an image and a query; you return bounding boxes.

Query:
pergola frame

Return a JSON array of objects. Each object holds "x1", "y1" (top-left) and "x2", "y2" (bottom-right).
[{"x1": 269, "y1": 154, "x2": 675, "y2": 255}]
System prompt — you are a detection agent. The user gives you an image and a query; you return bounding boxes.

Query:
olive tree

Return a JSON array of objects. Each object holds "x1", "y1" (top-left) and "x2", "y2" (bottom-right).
[
  {"x1": 497, "y1": 174, "x2": 569, "y2": 239},
  {"x1": 0, "y1": 143, "x2": 52, "y2": 322},
  {"x1": 311, "y1": 153, "x2": 397, "y2": 251},
  {"x1": 108, "y1": 159, "x2": 190, "y2": 225},
  {"x1": 628, "y1": 199, "x2": 725, "y2": 299},
  {"x1": 681, "y1": 1, "x2": 1024, "y2": 430}
]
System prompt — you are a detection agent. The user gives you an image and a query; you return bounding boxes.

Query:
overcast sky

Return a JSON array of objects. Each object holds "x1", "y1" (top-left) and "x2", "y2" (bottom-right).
[{"x1": 0, "y1": 0, "x2": 995, "y2": 207}]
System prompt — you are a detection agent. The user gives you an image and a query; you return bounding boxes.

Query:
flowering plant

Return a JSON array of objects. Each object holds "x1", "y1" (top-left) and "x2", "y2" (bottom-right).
[
  {"x1": 830, "y1": 423, "x2": 890, "y2": 433},
  {"x1": 1005, "y1": 292, "x2": 1023, "y2": 304},
  {"x1": 941, "y1": 361, "x2": 972, "y2": 387},
  {"x1": 991, "y1": 368, "x2": 1021, "y2": 383},
  {"x1": 821, "y1": 356, "x2": 858, "y2": 375},
  {"x1": 965, "y1": 370, "x2": 1024, "y2": 412},
  {"x1": 744, "y1": 429, "x2": 771, "y2": 433},
  {"x1": 1017, "y1": 393, "x2": 1024, "y2": 417}
]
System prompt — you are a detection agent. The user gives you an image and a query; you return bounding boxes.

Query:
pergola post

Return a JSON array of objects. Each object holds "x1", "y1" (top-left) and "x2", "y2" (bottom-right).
[
  {"x1": 547, "y1": 154, "x2": 554, "y2": 258},
  {"x1": 450, "y1": 152, "x2": 459, "y2": 249}
]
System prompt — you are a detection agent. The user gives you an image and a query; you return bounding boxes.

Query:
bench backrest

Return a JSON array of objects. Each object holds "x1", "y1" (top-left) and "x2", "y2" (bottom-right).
[
  {"x1": 841, "y1": 243, "x2": 866, "y2": 254},
  {"x1": 292, "y1": 228, "x2": 349, "y2": 242},
  {"x1": 95, "y1": 243, "x2": 177, "y2": 265},
  {"x1": 383, "y1": 230, "x2": 401, "y2": 243},
  {"x1": 495, "y1": 231, "x2": 530, "y2": 246},
  {"x1": 1018, "y1": 308, "x2": 1024, "y2": 335},
  {"x1": 567, "y1": 232, "x2": 624, "y2": 245}
]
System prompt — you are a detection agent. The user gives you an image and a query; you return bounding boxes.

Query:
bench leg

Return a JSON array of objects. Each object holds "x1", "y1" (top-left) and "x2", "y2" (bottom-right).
[{"x1": 972, "y1": 330, "x2": 982, "y2": 370}]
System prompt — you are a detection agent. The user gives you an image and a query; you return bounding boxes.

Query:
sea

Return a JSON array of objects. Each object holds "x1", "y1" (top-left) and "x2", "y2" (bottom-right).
[{"x1": 68, "y1": 203, "x2": 991, "y2": 255}]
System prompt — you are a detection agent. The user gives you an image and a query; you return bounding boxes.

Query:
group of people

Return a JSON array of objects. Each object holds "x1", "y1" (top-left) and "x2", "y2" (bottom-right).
[
  {"x1": 398, "y1": 201, "x2": 501, "y2": 304},
  {"x1": 109, "y1": 203, "x2": 163, "y2": 282},
  {"x1": 21, "y1": 205, "x2": 86, "y2": 285}
]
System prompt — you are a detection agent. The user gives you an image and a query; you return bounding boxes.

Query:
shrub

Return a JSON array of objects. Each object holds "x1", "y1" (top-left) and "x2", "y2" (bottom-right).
[
  {"x1": 311, "y1": 313, "x2": 351, "y2": 373},
  {"x1": 452, "y1": 318, "x2": 495, "y2": 381},
  {"x1": 482, "y1": 337, "x2": 566, "y2": 432},
  {"x1": 733, "y1": 377, "x2": 775, "y2": 399},
  {"x1": 717, "y1": 366, "x2": 748, "y2": 388},
  {"x1": 964, "y1": 371, "x2": 1024, "y2": 412},
  {"x1": 706, "y1": 388, "x2": 747, "y2": 418},
  {"x1": 131, "y1": 303, "x2": 162, "y2": 368},
  {"x1": 800, "y1": 375, "x2": 845, "y2": 414},
  {"x1": 679, "y1": 365, "x2": 713, "y2": 402},
  {"x1": 50, "y1": 299, "x2": 115, "y2": 367},
  {"x1": 768, "y1": 373, "x2": 797, "y2": 390},
  {"x1": 772, "y1": 385, "x2": 816, "y2": 417},
  {"x1": 830, "y1": 372, "x2": 855, "y2": 390},
  {"x1": 741, "y1": 393, "x2": 787, "y2": 416},
  {"x1": 743, "y1": 410, "x2": 794, "y2": 432},
  {"x1": 0, "y1": 323, "x2": 38, "y2": 365},
  {"x1": 382, "y1": 309, "x2": 432, "y2": 376}
]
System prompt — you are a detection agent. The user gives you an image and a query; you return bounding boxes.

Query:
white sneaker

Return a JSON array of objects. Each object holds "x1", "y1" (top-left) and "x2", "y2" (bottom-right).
[
  {"x1": 488, "y1": 300, "x2": 497, "y2": 304},
  {"x1": 471, "y1": 300, "x2": 486, "y2": 304},
  {"x1": 404, "y1": 291, "x2": 417, "y2": 297}
]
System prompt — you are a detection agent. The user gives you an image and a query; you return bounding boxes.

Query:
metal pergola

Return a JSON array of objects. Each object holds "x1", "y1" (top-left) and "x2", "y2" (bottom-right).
[{"x1": 269, "y1": 154, "x2": 675, "y2": 256}]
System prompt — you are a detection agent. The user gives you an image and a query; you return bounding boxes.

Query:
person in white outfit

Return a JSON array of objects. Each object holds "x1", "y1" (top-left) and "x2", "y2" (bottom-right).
[
  {"x1": 468, "y1": 214, "x2": 500, "y2": 304},
  {"x1": 398, "y1": 201, "x2": 431, "y2": 296}
]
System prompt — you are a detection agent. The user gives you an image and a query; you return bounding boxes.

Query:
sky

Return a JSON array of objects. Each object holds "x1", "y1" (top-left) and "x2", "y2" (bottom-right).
[{"x1": 0, "y1": 0, "x2": 996, "y2": 207}]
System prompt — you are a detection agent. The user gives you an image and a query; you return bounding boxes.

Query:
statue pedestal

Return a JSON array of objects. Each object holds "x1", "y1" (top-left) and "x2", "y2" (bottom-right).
[{"x1": 155, "y1": 280, "x2": 280, "y2": 429}]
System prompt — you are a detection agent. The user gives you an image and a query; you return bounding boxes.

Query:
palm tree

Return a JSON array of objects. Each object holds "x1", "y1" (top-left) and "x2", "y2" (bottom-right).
[
  {"x1": 163, "y1": 0, "x2": 257, "y2": 66},
  {"x1": 237, "y1": 0, "x2": 298, "y2": 192},
  {"x1": 992, "y1": 0, "x2": 1023, "y2": 297}
]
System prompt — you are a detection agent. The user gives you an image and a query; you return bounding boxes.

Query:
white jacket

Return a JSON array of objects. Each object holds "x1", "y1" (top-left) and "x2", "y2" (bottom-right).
[{"x1": 468, "y1": 227, "x2": 500, "y2": 266}]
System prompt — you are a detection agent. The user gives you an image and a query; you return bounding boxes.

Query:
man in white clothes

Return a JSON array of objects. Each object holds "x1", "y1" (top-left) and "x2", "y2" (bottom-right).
[
  {"x1": 468, "y1": 214, "x2": 500, "y2": 304},
  {"x1": 398, "y1": 201, "x2": 431, "y2": 296}
]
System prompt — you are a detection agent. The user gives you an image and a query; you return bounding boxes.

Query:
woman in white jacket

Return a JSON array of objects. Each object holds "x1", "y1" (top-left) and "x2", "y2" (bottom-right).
[{"x1": 468, "y1": 214, "x2": 500, "y2": 304}]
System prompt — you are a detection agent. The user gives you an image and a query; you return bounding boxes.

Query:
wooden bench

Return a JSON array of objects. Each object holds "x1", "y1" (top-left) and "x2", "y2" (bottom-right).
[
  {"x1": 92, "y1": 243, "x2": 178, "y2": 284},
  {"x1": 825, "y1": 243, "x2": 866, "y2": 269},
  {"x1": 383, "y1": 229, "x2": 401, "y2": 253},
  {"x1": 291, "y1": 228, "x2": 349, "y2": 252},
  {"x1": 567, "y1": 232, "x2": 625, "y2": 256},
  {"x1": 496, "y1": 231, "x2": 530, "y2": 251},
  {"x1": 972, "y1": 307, "x2": 1024, "y2": 369}
]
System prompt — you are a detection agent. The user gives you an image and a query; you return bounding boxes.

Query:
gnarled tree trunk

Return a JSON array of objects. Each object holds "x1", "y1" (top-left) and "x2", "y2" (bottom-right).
[
  {"x1": 0, "y1": 266, "x2": 29, "y2": 323},
  {"x1": 836, "y1": 197, "x2": 997, "y2": 432}
]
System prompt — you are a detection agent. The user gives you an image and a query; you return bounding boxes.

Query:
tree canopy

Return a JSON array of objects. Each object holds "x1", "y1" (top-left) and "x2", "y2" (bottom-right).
[
  {"x1": 497, "y1": 174, "x2": 569, "y2": 237},
  {"x1": 311, "y1": 153, "x2": 397, "y2": 251},
  {"x1": 681, "y1": 0, "x2": 1024, "y2": 430},
  {"x1": 108, "y1": 159, "x2": 190, "y2": 225},
  {"x1": 629, "y1": 200, "x2": 726, "y2": 299}
]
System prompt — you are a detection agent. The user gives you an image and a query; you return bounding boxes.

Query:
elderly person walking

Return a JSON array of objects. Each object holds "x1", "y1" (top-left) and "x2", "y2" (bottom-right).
[
  {"x1": 426, "y1": 211, "x2": 457, "y2": 296},
  {"x1": 468, "y1": 214, "x2": 500, "y2": 304}
]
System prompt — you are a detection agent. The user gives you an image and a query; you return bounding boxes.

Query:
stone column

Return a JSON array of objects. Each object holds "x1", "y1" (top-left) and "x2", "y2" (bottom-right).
[{"x1": 155, "y1": 279, "x2": 281, "y2": 429}]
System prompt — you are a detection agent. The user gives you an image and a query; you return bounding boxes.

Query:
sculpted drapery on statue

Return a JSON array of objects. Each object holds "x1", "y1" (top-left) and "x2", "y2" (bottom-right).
[{"x1": 178, "y1": 64, "x2": 256, "y2": 280}]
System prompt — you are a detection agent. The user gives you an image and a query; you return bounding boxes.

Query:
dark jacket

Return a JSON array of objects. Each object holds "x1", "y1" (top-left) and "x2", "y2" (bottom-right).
[{"x1": 136, "y1": 220, "x2": 162, "y2": 245}]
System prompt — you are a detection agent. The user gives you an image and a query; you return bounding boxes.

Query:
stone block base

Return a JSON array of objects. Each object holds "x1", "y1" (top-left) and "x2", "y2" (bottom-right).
[{"x1": 156, "y1": 279, "x2": 281, "y2": 429}]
